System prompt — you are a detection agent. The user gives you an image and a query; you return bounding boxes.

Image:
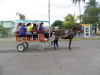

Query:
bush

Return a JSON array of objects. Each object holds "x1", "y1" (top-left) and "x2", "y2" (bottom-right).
[{"x1": 0, "y1": 25, "x2": 8, "y2": 38}]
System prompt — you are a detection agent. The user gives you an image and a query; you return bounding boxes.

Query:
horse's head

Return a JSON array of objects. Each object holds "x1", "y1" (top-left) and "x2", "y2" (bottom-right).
[{"x1": 75, "y1": 25, "x2": 83, "y2": 33}]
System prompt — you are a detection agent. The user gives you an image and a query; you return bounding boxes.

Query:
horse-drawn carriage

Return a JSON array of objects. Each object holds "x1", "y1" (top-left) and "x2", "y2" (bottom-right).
[
  {"x1": 14, "y1": 20, "x2": 83, "y2": 51},
  {"x1": 15, "y1": 20, "x2": 50, "y2": 52}
]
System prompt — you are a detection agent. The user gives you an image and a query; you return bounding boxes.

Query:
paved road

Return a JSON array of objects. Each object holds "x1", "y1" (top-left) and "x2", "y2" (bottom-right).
[{"x1": 0, "y1": 40, "x2": 100, "y2": 75}]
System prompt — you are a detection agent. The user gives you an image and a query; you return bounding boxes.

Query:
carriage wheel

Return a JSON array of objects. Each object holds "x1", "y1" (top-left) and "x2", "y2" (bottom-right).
[
  {"x1": 38, "y1": 46, "x2": 45, "y2": 51},
  {"x1": 39, "y1": 41, "x2": 46, "y2": 51},
  {"x1": 17, "y1": 44, "x2": 25, "y2": 52},
  {"x1": 23, "y1": 42, "x2": 29, "y2": 49},
  {"x1": 44, "y1": 41, "x2": 50, "y2": 49}
]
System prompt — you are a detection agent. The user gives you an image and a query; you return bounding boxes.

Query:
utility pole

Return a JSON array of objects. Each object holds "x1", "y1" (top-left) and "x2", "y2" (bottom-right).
[
  {"x1": 48, "y1": 0, "x2": 50, "y2": 38},
  {"x1": 79, "y1": 2, "x2": 81, "y2": 23}
]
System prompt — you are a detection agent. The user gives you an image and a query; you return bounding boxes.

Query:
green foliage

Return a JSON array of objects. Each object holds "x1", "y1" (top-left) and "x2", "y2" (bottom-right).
[
  {"x1": 84, "y1": 0, "x2": 100, "y2": 24},
  {"x1": 0, "y1": 25, "x2": 8, "y2": 38},
  {"x1": 77, "y1": 15, "x2": 83, "y2": 21},
  {"x1": 84, "y1": 0, "x2": 100, "y2": 34},
  {"x1": 72, "y1": 0, "x2": 85, "y2": 4},
  {"x1": 17, "y1": 12, "x2": 26, "y2": 20},
  {"x1": 19, "y1": 13, "x2": 25, "y2": 20},
  {"x1": 63, "y1": 14, "x2": 77, "y2": 29},
  {"x1": 52, "y1": 20, "x2": 64, "y2": 29},
  {"x1": 85, "y1": 0, "x2": 98, "y2": 8}
]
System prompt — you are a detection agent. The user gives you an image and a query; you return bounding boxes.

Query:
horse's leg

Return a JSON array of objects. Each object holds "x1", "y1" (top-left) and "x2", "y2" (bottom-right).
[{"x1": 69, "y1": 38, "x2": 72, "y2": 50}]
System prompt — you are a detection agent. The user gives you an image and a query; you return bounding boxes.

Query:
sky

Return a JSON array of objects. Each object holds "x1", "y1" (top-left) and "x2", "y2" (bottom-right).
[{"x1": 0, "y1": 0, "x2": 100, "y2": 24}]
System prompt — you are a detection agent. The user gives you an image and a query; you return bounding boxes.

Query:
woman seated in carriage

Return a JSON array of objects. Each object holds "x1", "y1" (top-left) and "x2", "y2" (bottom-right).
[
  {"x1": 32, "y1": 23, "x2": 38, "y2": 40},
  {"x1": 26, "y1": 23, "x2": 32, "y2": 40},
  {"x1": 39, "y1": 22, "x2": 49, "y2": 39}
]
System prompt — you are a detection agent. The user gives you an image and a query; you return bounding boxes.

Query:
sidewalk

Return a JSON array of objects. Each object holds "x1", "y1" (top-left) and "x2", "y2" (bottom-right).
[
  {"x1": 74, "y1": 36, "x2": 100, "y2": 39},
  {"x1": 0, "y1": 37, "x2": 16, "y2": 43}
]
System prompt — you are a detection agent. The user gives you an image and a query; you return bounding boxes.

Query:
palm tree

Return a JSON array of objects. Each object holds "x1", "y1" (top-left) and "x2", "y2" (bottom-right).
[
  {"x1": 72, "y1": 0, "x2": 85, "y2": 4},
  {"x1": 72, "y1": 0, "x2": 85, "y2": 23},
  {"x1": 63, "y1": 14, "x2": 77, "y2": 29},
  {"x1": 85, "y1": 0, "x2": 97, "y2": 8},
  {"x1": 84, "y1": 0, "x2": 100, "y2": 34},
  {"x1": 16, "y1": 12, "x2": 26, "y2": 20},
  {"x1": 65, "y1": 14, "x2": 77, "y2": 25}
]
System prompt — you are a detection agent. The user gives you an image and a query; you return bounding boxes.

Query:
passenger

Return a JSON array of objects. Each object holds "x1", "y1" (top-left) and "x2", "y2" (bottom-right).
[
  {"x1": 39, "y1": 22, "x2": 49, "y2": 39},
  {"x1": 32, "y1": 23, "x2": 38, "y2": 40},
  {"x1": 26, "y1": 23, "x2": 32, "y2": 40},
  {"x1": 19, "y1": 23, "x2": 26, "y2": 39},
  {"x1": 39, "y1": 22, "x2": 44, "y2": 34},
  {"x1": 13, "y1": 23, "x2": 22, "y2": 33},
  {"x1": 13, "y1": 23, "x2": 22, "y2": 40}
]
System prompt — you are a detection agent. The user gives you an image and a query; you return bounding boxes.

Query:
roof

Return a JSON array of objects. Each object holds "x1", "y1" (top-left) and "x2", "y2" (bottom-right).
[
  {"x1": 80, "y1": 24, "x2": 93, "y2": 26},
  {"x1": 15, "y1": 20, "x2": 49, "y2": 23}
]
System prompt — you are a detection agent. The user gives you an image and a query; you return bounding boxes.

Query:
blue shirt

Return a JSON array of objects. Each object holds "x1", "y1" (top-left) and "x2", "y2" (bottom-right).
[
  {"x1": 19, "y1": 26, "x2": 25, "y2": 34},
  {"x1": 39, "y1": 25, "x2": 43, "y2": 33}
]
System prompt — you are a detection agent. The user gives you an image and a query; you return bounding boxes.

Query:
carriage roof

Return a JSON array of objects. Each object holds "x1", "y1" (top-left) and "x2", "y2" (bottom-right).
[{"x1": 15, "y1": 20, "x2": 49, "y2": 23}]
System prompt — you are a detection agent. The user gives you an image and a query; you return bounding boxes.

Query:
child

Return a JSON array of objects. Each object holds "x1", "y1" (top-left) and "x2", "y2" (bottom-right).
[
  {"x1": 50, "y1": 32, "x2": 55, "y2": 47},
  {"x1": 50, "y1": 27, "x2": 55, "y2": 47}
]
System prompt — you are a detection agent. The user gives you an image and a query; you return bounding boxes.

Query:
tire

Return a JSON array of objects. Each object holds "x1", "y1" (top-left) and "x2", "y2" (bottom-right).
[
  {"x1": 44, "y1": 41, "x2": 50, "y2": 49},
  {"x1": 39, "y1": 46, "x2": 45, "y2": 51},
  {"x1": 17, "y1": 44, "x2": 25, "y2": 52},
  {"x1": 23, "y1": 42, "x2": 29, "y2": 49}
]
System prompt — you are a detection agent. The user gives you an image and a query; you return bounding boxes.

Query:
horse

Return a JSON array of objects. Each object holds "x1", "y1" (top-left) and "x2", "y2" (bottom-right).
[{"x1": 52, "y1": 25, "x2": 83, "y2": 50}]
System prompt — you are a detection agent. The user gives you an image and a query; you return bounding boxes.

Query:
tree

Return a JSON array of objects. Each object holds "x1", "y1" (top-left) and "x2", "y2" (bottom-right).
[
  {"x1": 77, "y1": 15, "x2": 83, "y2": 22},
  {"x1": 72, "y1": 0, "x2": 85, "y2": 23},
  {"x1": 52, "y1": 20, "x2": 64, "y2": 29},
  {"x1": 16, "y1": 12, "x2": 26, "y2": 20},
  {"x1": 82, "y1": 13, "x2": 89, "y2": 23},
  {"x1": 0, "y1": 25, "x2": 8, "y2": 38},
  {"x1": 72, "y1": 0, "x2": 85, "y2": 4},
  {"x1": 84, "y1": 0, "x2": 100, "y2": 34},
  {"x1": 63, "y1": 14, "x2": 77, "y2": 29}
]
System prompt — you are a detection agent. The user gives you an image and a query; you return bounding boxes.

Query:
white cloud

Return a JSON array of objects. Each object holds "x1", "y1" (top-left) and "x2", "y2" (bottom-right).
[{"x1": 0, "y1": 0, "x2": 99, "y2": 24}]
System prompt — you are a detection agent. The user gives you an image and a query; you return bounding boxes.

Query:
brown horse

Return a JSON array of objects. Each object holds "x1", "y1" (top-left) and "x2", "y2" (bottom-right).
[{"x1": 53, "y1": 26, "x2": 82, "y2": 50}]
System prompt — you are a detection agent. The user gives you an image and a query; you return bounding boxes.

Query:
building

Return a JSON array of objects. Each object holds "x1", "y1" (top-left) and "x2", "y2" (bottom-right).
[
  {"x1": 0, "y1": 21, "x2": 15, "y2": 35},
  {"x1": 76, "y1": 24, "x2": 93, "y2": 37}
]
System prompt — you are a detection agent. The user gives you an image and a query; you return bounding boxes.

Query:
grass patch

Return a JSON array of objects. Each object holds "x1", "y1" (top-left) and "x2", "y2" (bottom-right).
[
  {"x1": 0, "y1": 37, "x2": 100, "y2": 43},
  {"x1": 59, "y1": 38, "x2": 100, "y2": 41}
]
